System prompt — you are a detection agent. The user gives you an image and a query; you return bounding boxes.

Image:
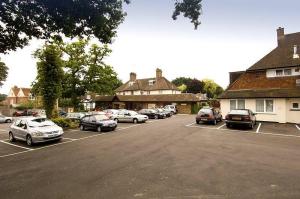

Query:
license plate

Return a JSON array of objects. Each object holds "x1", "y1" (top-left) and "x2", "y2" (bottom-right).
[
  {"x1": 232, "y1": 117, "x2": 241, "y2": 121},
  {"x1": 48, "y1": 134, "x2": 57, "y2": 137},
  {"x1": 201, "y1": 118, "x2": 207, "y2": 121}
]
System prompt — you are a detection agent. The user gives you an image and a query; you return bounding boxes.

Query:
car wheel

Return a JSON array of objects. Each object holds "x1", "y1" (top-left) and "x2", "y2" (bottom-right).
[
  {"x1": 226, "y1": 123, "x2": 231, "y2": 128},
  {"x1": 196, "y1": 120, "x2": 200, "y2": 124},
  {"x1": 9, "y1": 132, "x2": 15, "y2": 142},
  {"x1": 97, "y1": 126, "x2": 102, "y2": 132},
  {"x1": 26, "y1": 135, "x2": 33, "y2": 146},
  {"x1": 5, "y1": 119, "x2": 12, "y2": 123},
  {"x1": 154, "y1": 115, "x2": 158, "y2": 119},
  {"x1": 80, "y1": 125, "x2": 85, "y2": 131},
  {"x1": 250, "y1": 122, "x2": 254, "y2": 129},
  {"x1": 114, "y1": 118, "x2": 119, "y2": 123},
  {"x1": 133, "y1": 118, "x2": 138, "y2": 124}
]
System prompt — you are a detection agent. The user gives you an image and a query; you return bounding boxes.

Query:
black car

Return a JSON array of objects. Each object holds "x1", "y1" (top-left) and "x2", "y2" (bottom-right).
[
  {"x1": 80, "y1": 114, "x2": 117, "y2": 132},
  {"x1": 155, "y1": 108, "x2": 172, "y2": 117},
  {"x1": 138, "y1": 109, "x2": 166, "y2": 119},
  {"x1": 225, "y1": 109, "x2": 256, "y2": 129}
]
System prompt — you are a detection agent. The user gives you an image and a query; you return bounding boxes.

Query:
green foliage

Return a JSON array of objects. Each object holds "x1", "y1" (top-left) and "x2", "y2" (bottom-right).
[
  {"x1": 0, "y1": 0, "x2": 129, "y2": 53},
  {"x1": 34, "y1": 44, "x2": 63, "y2": 118},
  {"x1": 178, "y1": 84, "x2": 187, "y2": 92},
  {"x1": 59, "y1": 98, "x2": 73, "y2": 108},
  {"x1": 203, "y1": 79, "x2": 224, "y2": 99},
  {"x1": 0, "y1": 59, "x2": 8, "y2": 87},
  {"x1": 172, "y1": 77, "x2": 193, "y2": 87},
  {"x1": 16, "y1": 101, "x2": 34, "y2": 111},
  {"x1": 173, "y1": 0, "x2": 203, "y2": 29},
  {"x1": 0, "y1": 94, "x2": 7, "y2": 102},
  {"x1": 186, "y1": 79, "x2": 204, "y2": 94},
  {"x1": 52, "y1": 117, "x2": 78, "y2": 129},
  {"x1": 191, "y1": 102, "x2": 208, "y2": 114},
  {"x1": 0, "y1": 0, "x2": 202, "y2": 53}
]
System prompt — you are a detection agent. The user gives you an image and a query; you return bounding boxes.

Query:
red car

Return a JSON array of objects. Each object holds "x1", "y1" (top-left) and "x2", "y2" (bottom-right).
[
  {"x1": 196, "y1": 107, "x2": 223, "y2": 125},
  {"x1": 13, "y1": 110, "x2": 38, "y2": 117}
]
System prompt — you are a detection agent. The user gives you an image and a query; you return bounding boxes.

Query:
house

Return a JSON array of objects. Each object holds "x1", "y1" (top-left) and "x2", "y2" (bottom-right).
[
  {"x1": 94, "y1": 69, "x2": 207, "y2": 114},
  {"x1": 115, "y1": 69, "x2": 181, "y2": 95},
  {"x1": 6, "y1": 86, "x2": 35, "y2": 107},
  {"x1": 219, "y1": 27, "x2": 300, "y2": 123}
]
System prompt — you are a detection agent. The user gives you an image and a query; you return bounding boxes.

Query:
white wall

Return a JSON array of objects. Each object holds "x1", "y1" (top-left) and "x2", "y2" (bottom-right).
[
  {"x1": 220, "y1": 98, "x2": 288, "y2": 123},
  {"x1": 286, "y1": 98, "x2": 300, "y2": 123}
]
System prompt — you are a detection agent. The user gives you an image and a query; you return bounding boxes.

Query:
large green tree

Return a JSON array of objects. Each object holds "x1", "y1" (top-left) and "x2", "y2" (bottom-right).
[
  {"x1": 0, "y1": 0, "x2": 202, "y2": 54},
  {"x1": 186, "y1": 78, "x2": 204, "y2": 94},
  {"x1": 56, "y1": 39, "x2": 121, "y2": 109},
  {"x1": 34, "y1": 45, "x2": 63, "y2": 118}
]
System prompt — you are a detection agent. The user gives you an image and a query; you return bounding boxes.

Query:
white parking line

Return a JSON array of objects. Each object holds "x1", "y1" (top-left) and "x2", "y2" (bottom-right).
[
  {"x1": 63, "y1": 137, "x2": 78, "y2": 141},
  {"x1": 0, "y1": 129, "x2": 7, "y2": 132},
  {"x1": 256, "y1": 123, "x2": 262, "y2": 133},
  {"x1": 296, "y1": 125, "x2": 300, "y2": 131},
  {"x1": 186, "y1": 122, "x2": 300, "y2": 139},
  {"x1": 0, "y1": 122, "x2": 143, "y2": 158},
  {"x1": 0, "y1": 140, "x2": 33, "y2": 151},
  {"x1": 217, "y1": 124, "x2": 226, "y2": 129},
  {"x1": 185, "y1": 122, "x2": 196, "y2": 127}
]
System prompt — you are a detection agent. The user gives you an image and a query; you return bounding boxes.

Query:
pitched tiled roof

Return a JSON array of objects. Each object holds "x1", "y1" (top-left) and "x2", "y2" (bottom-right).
[
  {"x1": 218, "y1": 88, "x2": 300, "y2": 99},
  {"x1": 21, "y1": 88, "x2": 31, "y2": 97},
  {"x1": 247, "y1": 32, "x2": 300, "y2": 71},
  {"x1": 94, "y1": 94, "x2": 207, "y2": 102},
  {"x1": 115, "y1": 77, "x2": 179, "y2": 92},
  {"x1": 228, "y1": 71, "x2": 300, "y2": 90}
]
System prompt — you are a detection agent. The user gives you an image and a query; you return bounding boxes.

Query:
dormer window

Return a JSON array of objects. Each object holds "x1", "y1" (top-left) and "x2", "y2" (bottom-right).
[
  {"x1": 276, "y1": 70, "x2": 283, "y2": 76},
  {"x1": 275, "y1": 69, "x2": 292, "y2": 77},
  {"x1": 148, "y1": 80, "x2": 155, "y2": 86}
]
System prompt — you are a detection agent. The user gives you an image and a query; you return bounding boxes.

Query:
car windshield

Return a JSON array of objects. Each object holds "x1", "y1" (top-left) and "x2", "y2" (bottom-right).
[
  {"x1": 94, "y1": 115, "x2": 109, "y2": 121},
  {"x1": 129, "y1": 111, "x2": 138, "y2": 116},
  {"x1": 199, "y1": 109, "x2": 212, "y2": 114},
  {"x1": 229, "y1": 110, "x2": 249, "y2": 115},
  {"x1": 28, "y1": 118, "x2": 55, "y2": 128}
]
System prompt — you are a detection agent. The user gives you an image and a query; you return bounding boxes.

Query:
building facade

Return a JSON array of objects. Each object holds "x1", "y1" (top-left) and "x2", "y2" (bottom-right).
[
  {"x1": 6, "y1": 86, "x2": 34, "y2": 107},
  {"x1": 219, "y1": 28, "x2": 300, "y2": 123}
]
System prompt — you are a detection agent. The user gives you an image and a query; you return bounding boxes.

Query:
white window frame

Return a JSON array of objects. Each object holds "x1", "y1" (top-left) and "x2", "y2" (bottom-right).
[
  {"x1": 291, "y1": 102, "x2": 300, "y2": 110},
  {"x1": 255, "y1": 99, "x2": 275, "y2": 113},
  {"x1": 229, "y1": 99, "x2": 245, "y2": 110}
]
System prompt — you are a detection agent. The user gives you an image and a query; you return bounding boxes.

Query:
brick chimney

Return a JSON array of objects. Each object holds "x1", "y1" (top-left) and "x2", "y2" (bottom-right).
[
  {"x1": 156, "y1": 68, "x2": 162, "y2": 78},
  {"x1": 130, "y1": 72, "x2": 136, "y2": 81},
  {"x1": 277, "y1": 27, "x2": 285, "y2": 47}
]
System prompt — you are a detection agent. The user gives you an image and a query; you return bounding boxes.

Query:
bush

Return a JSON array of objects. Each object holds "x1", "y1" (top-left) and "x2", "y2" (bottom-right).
[
  {"x1": 52, "y1": 117, "x2": 79, "y2": 129},
  {"x1": 16, "y1": 101, "x2": 34, "y2": 110}
]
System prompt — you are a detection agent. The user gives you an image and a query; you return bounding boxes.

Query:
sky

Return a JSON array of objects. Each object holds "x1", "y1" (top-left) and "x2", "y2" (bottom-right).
[{"x1": 1, "y1": 0, "x2": 300, "y2": 94}]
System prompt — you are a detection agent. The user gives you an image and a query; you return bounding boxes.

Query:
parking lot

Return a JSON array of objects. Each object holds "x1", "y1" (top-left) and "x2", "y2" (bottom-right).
[{"x1": 1, "y1": 115, "x2": 300, "y2": 199}]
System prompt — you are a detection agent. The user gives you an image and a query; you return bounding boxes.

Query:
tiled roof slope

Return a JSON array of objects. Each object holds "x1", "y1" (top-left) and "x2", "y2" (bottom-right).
[
  {"x1": 248, "y1": 32, "x2": 300, "y2": 71},
  {"x1": 228, "y1": 71, "x2": 300, "y2": 90},
  {"x1": 115, "y1": 77, "x2": 179, "y2": 92}
]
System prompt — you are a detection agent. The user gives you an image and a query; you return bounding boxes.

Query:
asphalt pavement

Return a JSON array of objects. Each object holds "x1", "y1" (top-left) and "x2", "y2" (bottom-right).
[{"x1": 0, "y1": 115, "x2": 300, "y2": 199}]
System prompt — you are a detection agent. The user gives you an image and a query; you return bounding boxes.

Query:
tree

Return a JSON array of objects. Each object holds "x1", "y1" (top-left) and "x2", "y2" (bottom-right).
[
  {"x1": 172, "y1": 77, "x2": 193, "y2": 87},
  {"x1": 34, "y1": 45, "x2": 63, "y2": 118},
  {"x1": 54, "y1": 39, "x2": 121, "y2": 110},
  {"x1": 202, "y1": 79, "x2": 224, "y2": 99},
  {"x1": 0, "y1": 0, "x2": 202, "y2": 54},
  {"x1": 0, "y1": 59, "x2": 8, "y2": 87},
  {"x1": 186, "y1": 79, "x2": 204, "y2": 94},
  {"x1": 0, "y1": 94, "x2": 7, "y2": 102}
]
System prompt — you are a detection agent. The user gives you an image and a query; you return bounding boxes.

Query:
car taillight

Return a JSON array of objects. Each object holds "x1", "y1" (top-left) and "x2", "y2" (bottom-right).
[{"x1": 243, "y1": 116, "x2": 250, "y2": 121}]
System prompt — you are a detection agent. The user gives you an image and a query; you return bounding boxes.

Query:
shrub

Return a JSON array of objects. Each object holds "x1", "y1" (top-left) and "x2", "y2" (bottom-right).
[{"x1": 52, "y1": 117, "x2": 78, "y2": 129}]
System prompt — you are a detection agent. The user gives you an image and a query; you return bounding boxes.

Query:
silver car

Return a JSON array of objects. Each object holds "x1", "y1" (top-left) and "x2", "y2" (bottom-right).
[
  {"x1": 114, "y1": 110, "x2": 148, "y2": 123},
  {"x1": 9, "y1": 117, "x2": 64, "y2": 146},
  {"x1": 0, "y1": 114, "x2": 13, "y2": 123}
]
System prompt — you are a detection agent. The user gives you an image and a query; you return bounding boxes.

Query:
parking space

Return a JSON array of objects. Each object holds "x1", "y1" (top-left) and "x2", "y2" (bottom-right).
[
  {"x1": 186, "y1": 120, "x2": 300, "y2": 138},
  {"x1": 0, "y1": 118, "x2": 165, "y2": 158}
]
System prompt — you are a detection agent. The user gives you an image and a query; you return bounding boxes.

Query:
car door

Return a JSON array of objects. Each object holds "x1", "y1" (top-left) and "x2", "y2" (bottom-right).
[
  {"x1": 11, "y1": 119, "x2": 21, "y2": 139},
  {"x1": 18, "y1": 120, "x2": 28, "y2": 141},
  {"x1": 90, "y1": 116, "x2": 97, "y2": 129}
]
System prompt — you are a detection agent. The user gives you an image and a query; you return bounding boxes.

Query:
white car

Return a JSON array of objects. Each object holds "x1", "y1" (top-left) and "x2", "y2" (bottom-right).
[
  {"x1": 9, "y1": 117, "x2": 64, "y2": 146},
  {"x1": 164, "y1": 105, "x2": 177, "y2": 114},
  {"x1": 114, "y1": 110, "x2": 148, "y2": 123},
  {"x1": 0, "y1": 114, "x2": 13, "y2": 123}
]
